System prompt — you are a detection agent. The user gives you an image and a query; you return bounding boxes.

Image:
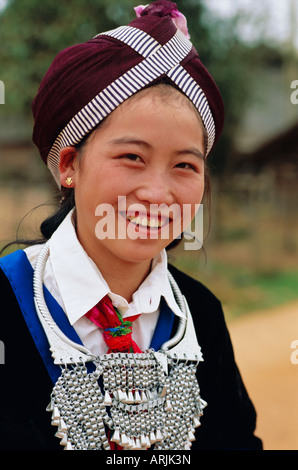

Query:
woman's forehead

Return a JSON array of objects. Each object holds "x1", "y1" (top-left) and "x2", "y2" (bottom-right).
[
  {"x1": 112, "y1": 85, "x2": 202, "y2": 122},
  {"x1": 83, "y1": 89, "x2": 206, "y2": 157}
]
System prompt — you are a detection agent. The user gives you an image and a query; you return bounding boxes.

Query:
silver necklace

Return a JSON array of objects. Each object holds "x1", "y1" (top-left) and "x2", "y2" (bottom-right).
[{"x1": 33, "y1": 242, "x2": 206, "y2": 450}]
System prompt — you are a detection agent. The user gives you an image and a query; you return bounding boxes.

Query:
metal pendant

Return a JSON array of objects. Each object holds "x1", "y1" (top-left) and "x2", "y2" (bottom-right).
[{"x1": 47, "y1": 350, "x2": 206, "y2": 450}]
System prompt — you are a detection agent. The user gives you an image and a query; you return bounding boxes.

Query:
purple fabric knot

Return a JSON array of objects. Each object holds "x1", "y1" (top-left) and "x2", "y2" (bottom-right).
[{"x1": 134, "y1": 1, "x2": 190, "y2": 39}]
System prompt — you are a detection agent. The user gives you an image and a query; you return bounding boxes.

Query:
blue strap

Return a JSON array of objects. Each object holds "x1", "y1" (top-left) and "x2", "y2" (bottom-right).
[
  {"x1": 0, "y1": 249, "x2": 175, "y2": 383},
  {"x1": 149, "y1": 297, "x2": 175, "y2": 351},
  {"x1": 0, "y1": 250, "x2": 83, "y2": 383}
]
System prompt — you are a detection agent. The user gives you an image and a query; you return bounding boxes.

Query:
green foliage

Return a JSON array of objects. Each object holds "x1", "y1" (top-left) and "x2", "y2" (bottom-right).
[
  {"x1": 171, "y1": 251, "x2": 298, "y2": 320},
  {"x1": 0, "y1": 0, "x2": 136, "y2": 113}
]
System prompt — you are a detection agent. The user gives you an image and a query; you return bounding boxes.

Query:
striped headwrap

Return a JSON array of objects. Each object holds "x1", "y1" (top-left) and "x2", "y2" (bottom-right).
[{"x1": 32, "y1": 1, "x2": 224, "y2": 186}]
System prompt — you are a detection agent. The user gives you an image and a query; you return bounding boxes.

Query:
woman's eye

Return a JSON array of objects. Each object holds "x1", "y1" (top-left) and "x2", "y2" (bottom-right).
[
  {"x1": 120, "y1": 153, "x2": 142, "y2": 162},
  {"x1": 176, "y1": 162, "x2": 198, "y2": 172}
]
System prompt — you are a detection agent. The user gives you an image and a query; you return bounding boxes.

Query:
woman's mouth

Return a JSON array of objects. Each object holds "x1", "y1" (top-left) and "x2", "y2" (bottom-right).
[
  {"x1": 125, "y1": 213, "x2": 167, "y2": 229},
  {"x1": 119, "y1": 211, "x2": 171, "y2": 233}
]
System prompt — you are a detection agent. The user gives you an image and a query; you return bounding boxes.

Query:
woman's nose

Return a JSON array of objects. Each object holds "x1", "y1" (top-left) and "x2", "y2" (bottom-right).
[{"x1": 134, "y1": 171, "x2": 175, "y2": 206}]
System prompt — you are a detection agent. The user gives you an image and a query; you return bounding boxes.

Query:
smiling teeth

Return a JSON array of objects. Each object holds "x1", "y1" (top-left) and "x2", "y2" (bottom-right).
[{"x1": 126, "y1": 215, "x2": 164, "y2": 228}]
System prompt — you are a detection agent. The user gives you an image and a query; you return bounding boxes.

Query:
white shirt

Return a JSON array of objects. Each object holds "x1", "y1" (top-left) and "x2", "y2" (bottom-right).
[{"x1": 24, "y1": 210, "x2": 185, "y2": 355}]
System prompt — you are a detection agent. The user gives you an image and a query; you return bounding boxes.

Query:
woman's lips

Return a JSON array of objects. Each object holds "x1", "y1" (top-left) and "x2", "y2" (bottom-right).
[{"x1": 119, "y1": 211, "x2": 171, "y2": 230}]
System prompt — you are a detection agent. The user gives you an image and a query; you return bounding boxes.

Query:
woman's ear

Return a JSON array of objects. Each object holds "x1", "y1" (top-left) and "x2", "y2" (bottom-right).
[{"x1": 59, "y1": 146, "x2": 78, "y2": 188}]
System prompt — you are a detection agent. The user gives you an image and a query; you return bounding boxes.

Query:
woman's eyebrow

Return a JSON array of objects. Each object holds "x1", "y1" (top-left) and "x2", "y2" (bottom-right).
[
  {"x1": 108, "y1": 137, "x2": 151, "y2": 148},
  {"x1": 176, "y1": 148, "x2": 204, "y2": 161}
]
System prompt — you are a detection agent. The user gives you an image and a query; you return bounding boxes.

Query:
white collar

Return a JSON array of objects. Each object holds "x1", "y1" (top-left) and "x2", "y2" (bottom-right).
[{"x1": 48, "y1": 210, "x2": 185, "y2": 325}]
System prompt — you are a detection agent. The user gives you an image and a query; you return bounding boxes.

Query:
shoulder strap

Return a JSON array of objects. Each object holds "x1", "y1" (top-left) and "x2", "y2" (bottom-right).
[
  {"x1": 0, "y1": 249, "x2": 83, "y2": 383},
  {"x1": 149, "y1": 297, "x2": 175, "y2": 351}
]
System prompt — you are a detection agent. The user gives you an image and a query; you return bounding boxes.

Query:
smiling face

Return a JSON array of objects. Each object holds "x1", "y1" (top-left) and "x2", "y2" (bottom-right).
[{"x1": 59, "y1": 85, "x2": 206, "y2": 269}]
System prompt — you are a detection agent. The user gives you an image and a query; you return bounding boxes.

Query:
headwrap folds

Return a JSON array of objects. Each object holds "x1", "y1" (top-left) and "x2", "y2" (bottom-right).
[{"x1": 32, "y1": 1, "x2": 224, "y2": 185}]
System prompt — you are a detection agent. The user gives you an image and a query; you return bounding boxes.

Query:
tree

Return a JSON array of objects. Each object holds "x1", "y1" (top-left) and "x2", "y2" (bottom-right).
[{"x1": 0, "y1": 0, "x2": 124, "y2": 113}]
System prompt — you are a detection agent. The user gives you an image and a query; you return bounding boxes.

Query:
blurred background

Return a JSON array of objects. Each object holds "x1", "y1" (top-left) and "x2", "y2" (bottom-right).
[{"x1": 0, "y1": 0, "x2": 297, "y2": 450}]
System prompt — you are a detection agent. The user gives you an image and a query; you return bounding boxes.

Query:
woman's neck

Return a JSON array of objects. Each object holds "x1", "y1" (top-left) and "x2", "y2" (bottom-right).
[
  {"x1": 77, "y1": 239, "x2": 152, "y2": 303},
  {"x1": 96, "y1": 256, "x2": 152, "y2": 303}
]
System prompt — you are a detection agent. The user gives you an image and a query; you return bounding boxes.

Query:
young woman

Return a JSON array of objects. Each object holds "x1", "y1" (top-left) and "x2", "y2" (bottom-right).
[{"x1": 0, "y1": 1, "x2": 262, "y2": 451}]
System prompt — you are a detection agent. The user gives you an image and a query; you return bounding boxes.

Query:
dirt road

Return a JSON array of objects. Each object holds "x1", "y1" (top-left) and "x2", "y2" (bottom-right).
[{"x1": 228, "y1": 301, "x2": 298, "y2": 450}]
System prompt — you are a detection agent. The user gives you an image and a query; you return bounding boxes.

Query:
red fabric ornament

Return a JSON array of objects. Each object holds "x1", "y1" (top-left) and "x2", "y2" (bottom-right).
[
  {"x1": 85, "y1": 294, "x2": 142, "y2": 450},
  {"x1": 85, "y1": 295, "x2": 142, "y2": 354}
]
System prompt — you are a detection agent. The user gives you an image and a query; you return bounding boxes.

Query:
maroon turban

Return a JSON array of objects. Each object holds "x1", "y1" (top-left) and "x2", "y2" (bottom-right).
[{"x1": 32, "y1": 0, "x2": 224, "y2": 185}]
